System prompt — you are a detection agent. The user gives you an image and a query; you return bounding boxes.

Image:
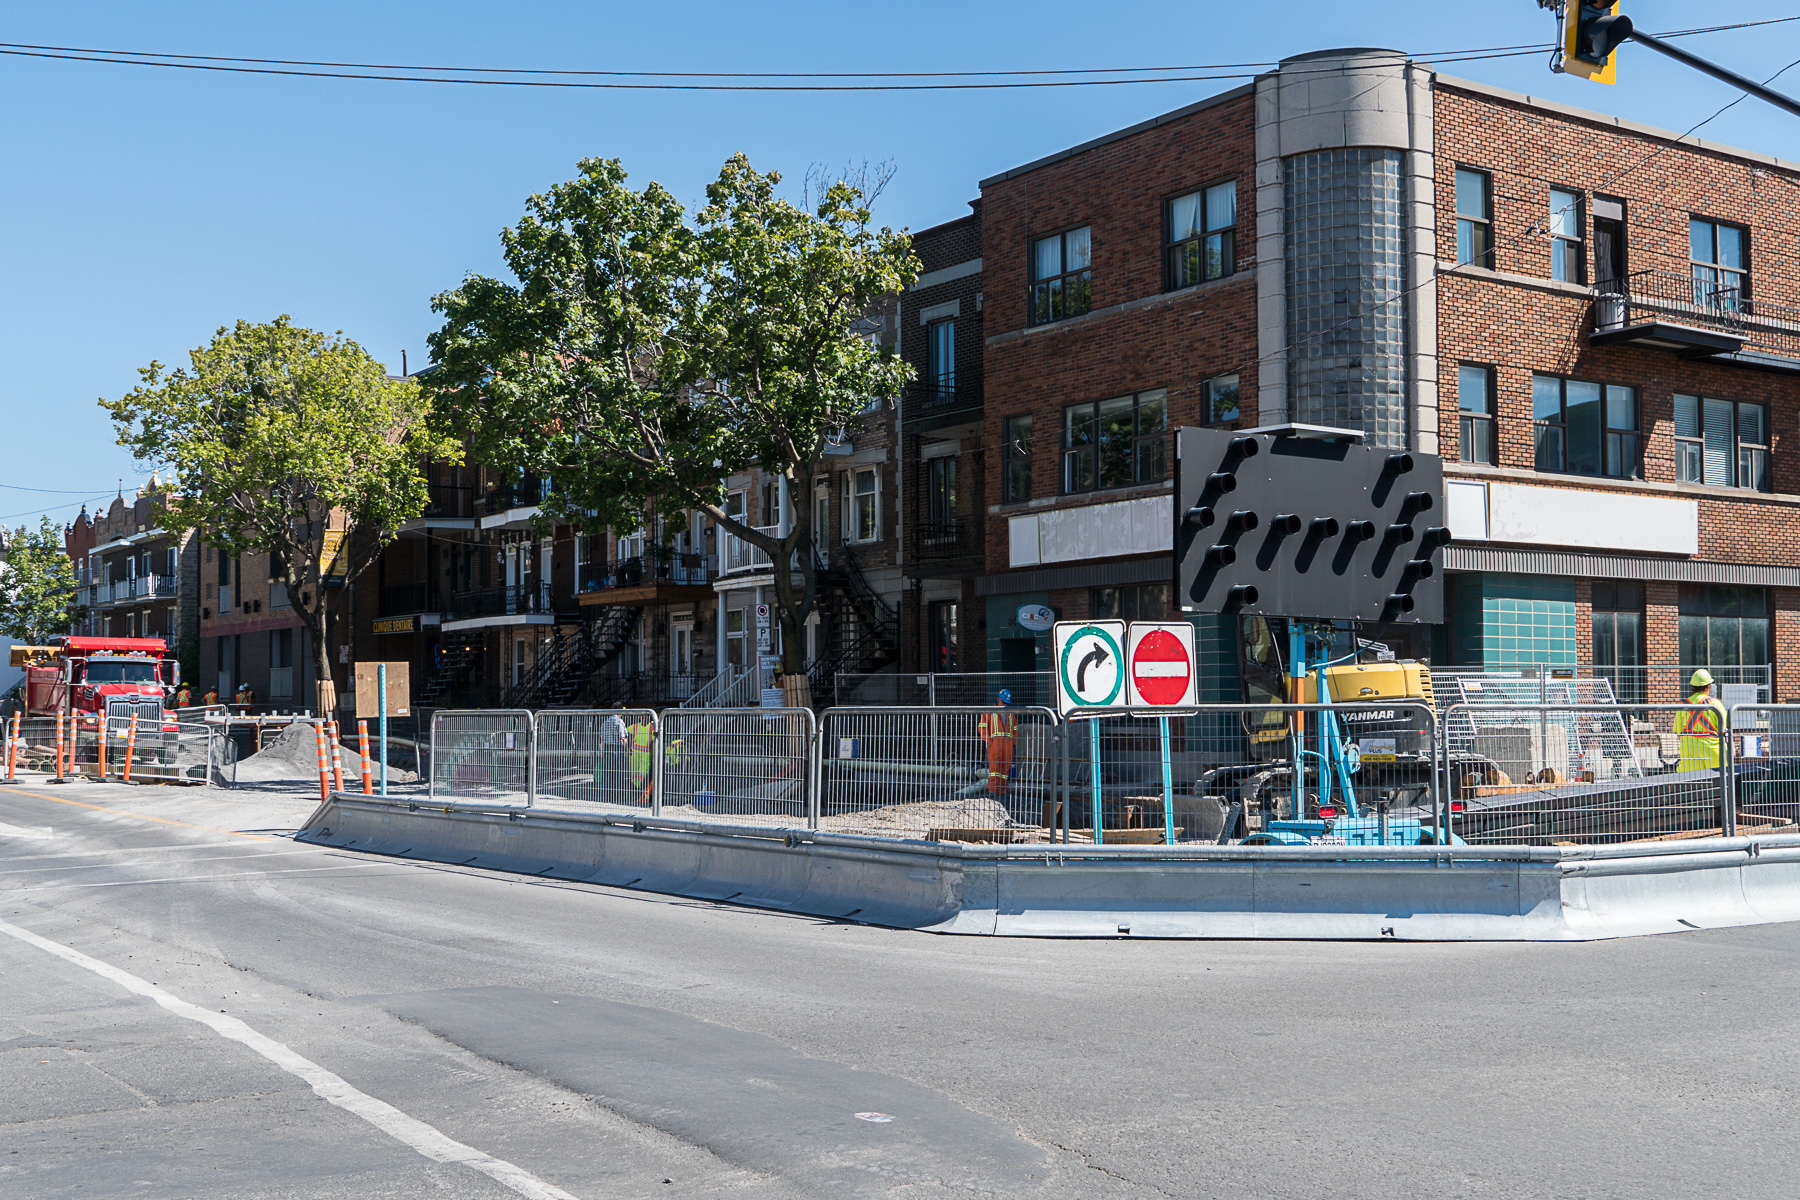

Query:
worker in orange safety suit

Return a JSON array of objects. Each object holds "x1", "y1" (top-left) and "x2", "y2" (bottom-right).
[{"x1": 976, "y1": 689, "x2": 1018, "y2": 796}]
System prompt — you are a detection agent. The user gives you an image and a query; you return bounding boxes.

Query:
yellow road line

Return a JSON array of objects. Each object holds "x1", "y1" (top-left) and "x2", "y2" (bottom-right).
[{"x1": 1, "y1": 787, "x2": 275, "y2": 842}]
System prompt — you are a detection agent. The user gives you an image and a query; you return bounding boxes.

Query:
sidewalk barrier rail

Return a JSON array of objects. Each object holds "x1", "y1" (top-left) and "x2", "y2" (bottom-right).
[
  {"x1": 429, "y1": 709, "x2": 534, "y2": 806},
  {"x1": 533, "y1": 709, "x2": 661, "y2": 812},
  {"x1": 1442, "y1": 702, "x2": 1727, "y2": 844},
  {"x1": 658, "y1": 707, "x2": 815, "y2": 828},
  {"x1": 818, "y1": 705, "x2": 1060, "y2": 842}
]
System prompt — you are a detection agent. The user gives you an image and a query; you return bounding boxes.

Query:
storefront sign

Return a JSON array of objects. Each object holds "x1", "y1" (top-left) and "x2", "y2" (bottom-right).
[
  {"x1": 371, "y1": 616, "x2": 418, "y2": 635},
  {"x1": 1016, "y1": 603, "x2": 1056, "y2": 632}
]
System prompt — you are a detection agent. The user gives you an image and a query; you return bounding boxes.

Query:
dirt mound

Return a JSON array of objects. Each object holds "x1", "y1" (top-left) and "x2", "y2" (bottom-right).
[{"x1": 235, "y1": 721, "x2": 417, "y2": 784}]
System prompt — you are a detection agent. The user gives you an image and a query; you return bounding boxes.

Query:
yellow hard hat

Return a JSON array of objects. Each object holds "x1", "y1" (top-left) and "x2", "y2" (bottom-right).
[{"x1": 1689, "y1": 668, "x2": 1714, "y2": 689}]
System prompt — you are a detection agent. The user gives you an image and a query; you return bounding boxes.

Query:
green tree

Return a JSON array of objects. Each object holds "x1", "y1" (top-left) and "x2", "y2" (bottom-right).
[
  {"x1": 0, "y1": 516, "x2": 83, "y2": 643},
  {"x1": 427, "y1": 154, "x2": 917, "y2": 675},
  {"x1": 101, "y1": 317, "x2": 458, "y2": 711}
]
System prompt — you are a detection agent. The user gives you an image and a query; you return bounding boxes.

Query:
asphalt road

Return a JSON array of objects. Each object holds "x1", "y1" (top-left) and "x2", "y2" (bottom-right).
[{"x1": 3, "y1": 773, "x2": 1798, "y2": 1199}]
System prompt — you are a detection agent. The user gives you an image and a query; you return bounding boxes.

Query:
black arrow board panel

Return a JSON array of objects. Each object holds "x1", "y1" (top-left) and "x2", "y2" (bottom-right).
[{"x1": 1173, "y1": 427, "x2": 1446, "y2": 623}]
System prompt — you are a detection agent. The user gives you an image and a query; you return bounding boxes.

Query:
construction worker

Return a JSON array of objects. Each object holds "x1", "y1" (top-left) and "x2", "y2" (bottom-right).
[
  {"x1": 175, "y1": 681, "x2": 193, "y2": 709},
  {"x1": 1674, "y1": 668, "x2": 1729, "y2": 772},
  {"x1": 977, "y1": 689, "x2": 1018, "y2": 796},
  {"x1": 202, "y1": 685, "x2": 219, "y2": 707},
  {"x1": 234, "y1": 681, "x2": 255, "y2": 708},
  {"x1": 628, "y1": 716, "x2": 656, "y2": 805}
]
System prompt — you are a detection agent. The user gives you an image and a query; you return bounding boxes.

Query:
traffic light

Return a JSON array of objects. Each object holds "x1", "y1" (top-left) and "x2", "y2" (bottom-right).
[{"x1": 1562, "y1": 1, "x2": 1633, "y2": 84}]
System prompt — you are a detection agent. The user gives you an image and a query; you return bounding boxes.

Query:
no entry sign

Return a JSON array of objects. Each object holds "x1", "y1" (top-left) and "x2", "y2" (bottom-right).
[{"x1": 1126, "y1": 622, "x2": 1198, "y2": 711}]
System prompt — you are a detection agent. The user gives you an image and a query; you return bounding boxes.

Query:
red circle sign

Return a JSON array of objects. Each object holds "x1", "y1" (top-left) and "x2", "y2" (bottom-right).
[{"x1": 1130, "y1": 628, "x2": 1192, "y2": 706}]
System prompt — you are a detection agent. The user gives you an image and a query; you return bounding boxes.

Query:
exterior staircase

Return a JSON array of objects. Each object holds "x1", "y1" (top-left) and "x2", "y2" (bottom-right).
[
  {"x1": 418, "y1": 641, "x2": 485, "y2": 709},
  {"x1": 808, "y1": 546, "x2": 899, "y2": 707}
]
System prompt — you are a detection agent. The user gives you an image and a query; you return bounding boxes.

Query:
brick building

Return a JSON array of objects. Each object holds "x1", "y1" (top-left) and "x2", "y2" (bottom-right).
[
  {"x1": 65, "y1": 483, "x2": 201, "y2": 673},
  {"x1": 934, "y1": 48, "x2": 1800, "y2": 702}
]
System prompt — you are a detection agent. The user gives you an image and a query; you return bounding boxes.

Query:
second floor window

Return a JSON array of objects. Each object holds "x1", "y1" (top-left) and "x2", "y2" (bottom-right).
[
  {"x1": 1003, "y1": 415, "x2": 1033, "y2": 503},
  {"x1": 847, "y1": 467, "x2": 879, "y2": 542},
  {"x1": 926, "y1": 457, "x2": 956, "y2": 529},
  {"x1": 1456, "y1": 168, "x2": 1493, "y2": 270},
  {"x1": 1063, "y1": 388, "x2": 1167, "y2": 494},
  {"x1": 1031, "y1": 226, "x2": 1091, "y2": 324},
  {"x1": 1532, "y1": 374, "x2": 1638, "y2": 479},
  {"x1": 927, "y1": 318, "x2": 954, "y2": 393},
  {"x1": 1204, "y1": 374, "x2": 1241, "y2": 426},
  {"x1": 1458, "y1": 364, "x2": 1497, "y2": 465},
  {"x1": 1691, "y1": 217, "x2": 1747, "y2": 310},
  {"x1": 1549, "y1": 188, "x2": 1583, "y2": 283},
  {"x1": 1675, "y1": 394, "x2": 1769, "y2": 491},
  {"x1": 1166, "y1": 180, "x2": 1236, "y2": 289}
]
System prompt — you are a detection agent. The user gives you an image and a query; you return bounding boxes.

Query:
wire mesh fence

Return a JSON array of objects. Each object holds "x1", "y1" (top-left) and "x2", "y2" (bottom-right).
[
  {"x1": 17, "y1": 715, "x2": 237, "y2": 787},
  {"x1": 429, "y1": 710, "x2": 534, "y2": 806},
  {"x1": 1443, "y1": 703, "x2": 1729, "y2": 845},
  {"x1": 659, "y1": 707, "x2": 815, "y2": 828},
  {"x1": 1723, "y1": 702, "x2": 1800, "y2": 835},
  {"x1": 818, "y1": 706, "x2": 1060, "y2": 842},
  {"x1": 532, "y1": 709, "x2": 659, "y2": 811}
]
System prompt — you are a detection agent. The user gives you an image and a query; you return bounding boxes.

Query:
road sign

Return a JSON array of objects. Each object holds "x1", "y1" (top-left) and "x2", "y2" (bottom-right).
[
  {"x1": 1126, "y1": 623, "x2": 1197, "y2": 710},
  {"x1": 1053, "y1": 621, "x2": 1125, "y2": 716}
]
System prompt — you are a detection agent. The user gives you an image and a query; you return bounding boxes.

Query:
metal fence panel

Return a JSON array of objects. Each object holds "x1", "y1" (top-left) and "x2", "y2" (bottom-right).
[
  {"x1": 1444, "y1": 703, "x2": 1727, "y2": 845},
  {"x1": 429, "y1": 710, "x2": 534, "y2": 806},
  {"x1": 658, "y1": 707, "x2": 815, "y2": 828},
  {"x1": 1725, "y1": 702, "x2": 1800, "y2": 835},
  {"x1": 532, "y1": 709, "x2": 659, "y2": 812},
  {"x1": 834, "y1": 671, "x2": 1055, "y2": 709},
  {"x1": 819, "y1": 706, "x2": 1060, "y2": 842}
]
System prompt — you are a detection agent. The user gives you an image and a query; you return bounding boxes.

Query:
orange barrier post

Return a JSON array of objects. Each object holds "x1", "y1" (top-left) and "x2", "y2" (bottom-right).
[
  {"x1": 357, "y1": 720, "x2": 373, "y2": 795},
  {"x1": 314, "y1": 722, "x2": 331, "y2": 803},
  {"x1": 5, "y1": 712, "x2": 19, "y2": 780},
  {"x1": 328, "y1": 718, "x2": 345, "y2": 793},
  {"x1": 122, "y1": 714, "x2": 138, "y2": 784},
  {"x1": 96, "y1": 717, "x2": 107, "y2": 780},
  {"x1": 54, "y1": 711, "x2": 65, "y2": 781}
]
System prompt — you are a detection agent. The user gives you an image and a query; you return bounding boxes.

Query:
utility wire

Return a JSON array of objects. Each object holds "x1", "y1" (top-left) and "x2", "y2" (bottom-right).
[{"x1": 0, "y1": 17, "x2": 1788, "y2": 85}]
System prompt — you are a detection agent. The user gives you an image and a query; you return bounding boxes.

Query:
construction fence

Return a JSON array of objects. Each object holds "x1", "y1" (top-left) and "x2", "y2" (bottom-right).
[
  {"x1": 5, "y1": 714, "x2": 236, "y2": 787},
  {"x1": 418, "y1": 695, "x2": 1770, "y2": 848}
]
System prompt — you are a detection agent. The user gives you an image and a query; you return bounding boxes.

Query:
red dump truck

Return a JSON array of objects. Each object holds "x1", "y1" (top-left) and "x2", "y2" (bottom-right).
[{"x1": 7, "y1": 636, "x2": 180, "y2": 731}]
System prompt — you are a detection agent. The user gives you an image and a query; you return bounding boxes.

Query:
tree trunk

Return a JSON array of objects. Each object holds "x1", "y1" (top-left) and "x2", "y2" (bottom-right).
[{"x1": 305, "y1": 591, "x2": 335, "y2": 717}]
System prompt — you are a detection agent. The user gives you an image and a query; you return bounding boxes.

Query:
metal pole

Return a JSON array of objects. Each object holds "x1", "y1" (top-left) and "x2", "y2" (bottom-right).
[
  {"x1": 651, "y1": 711, "x2": 663, "y2": 817},
  {"x1": 1159, "y1": 715, "x2": 1175, "y2": 846},
  {"x1": 1721, "y1": 721, "x2": 1737, "y2": 838},
  {"x1": 1289, "y1": 623, "x2": 1305, "y2": 822},
  {"x1": 378, "y1": 663, "x2": 389, "y2": 797},
  {"x1": 1628, "y1": 30, "x2": 1800, "y2": 122},
  {"x1": 1059, "y1": 721, "x2": 1070, "y2": 844},
  {"x1": 1090, "y1": 718, "x2": 1104, "y2": 846}
]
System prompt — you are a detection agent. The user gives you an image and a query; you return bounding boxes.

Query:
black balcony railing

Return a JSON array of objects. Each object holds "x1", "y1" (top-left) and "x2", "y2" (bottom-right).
[
  {"x1": 1596, "y1": 269, "x2": 1800, "y2": 362},
  {"x1": 903, "y1": 378, "x2": 982, "y2": 419},
  {"x1": 577, "y1": 552, "x2": 713, "y2": 594},
  {"x1": 424, "y1": 484, "x2": 473, "y2": 518},
  {"x1": 482, "y1": 476, "x2": 549, "y2": 515},
  {"x1": 446, "y1": 583, "x2": 554, "y2": 620},
  {"x1": 380, "y1": 583, "x2": 439, "y2": 615},
  {"x1": 915, "y1": 517, "x2": 978, "y2": 561}
]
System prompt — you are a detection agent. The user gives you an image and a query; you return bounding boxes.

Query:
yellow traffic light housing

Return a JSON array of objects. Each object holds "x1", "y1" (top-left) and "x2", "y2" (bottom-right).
[{"x1": 1562, "y1": 1, "x2": 1632, "y2": 84}]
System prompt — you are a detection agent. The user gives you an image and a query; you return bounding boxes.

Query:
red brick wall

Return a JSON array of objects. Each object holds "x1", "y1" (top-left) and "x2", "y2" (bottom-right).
[{"x1": 979, "y1": 92, "x2": 1259, "y2": 578}]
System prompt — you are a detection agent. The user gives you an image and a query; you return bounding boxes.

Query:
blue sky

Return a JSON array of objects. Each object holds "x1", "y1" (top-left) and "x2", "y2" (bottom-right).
[{"x1": 4, "y1": 1, "x2": 1798, "y2": 525}]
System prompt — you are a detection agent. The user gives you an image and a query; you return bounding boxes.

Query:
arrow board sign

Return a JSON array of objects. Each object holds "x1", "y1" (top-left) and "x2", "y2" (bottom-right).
[
  {"x1": 1053, "y1": 621, "x2": 1126, "y2": 717},
  {"x1": 1126, "y1": 622, "x2": 1198, "y2": 711}
]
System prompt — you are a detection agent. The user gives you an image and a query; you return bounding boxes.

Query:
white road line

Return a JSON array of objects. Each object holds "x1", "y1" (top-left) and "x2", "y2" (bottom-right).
[
  {"x1": 6, "y1": 864, "x2": 390, "y2": 893},
  {"x1": 0, "y1": 917, "x2": 580, "y2": 1200}
]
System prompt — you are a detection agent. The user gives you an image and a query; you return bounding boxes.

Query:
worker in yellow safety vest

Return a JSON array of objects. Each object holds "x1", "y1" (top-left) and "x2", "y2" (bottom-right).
[
  {"x1": 628, "y1": 719, "x2": 656, "y2": 805},
  {"x1": 976, "y1": 689, "x2": 1018, "y2": 796},
  {"x1": 1673, "y1": 668, "x2": 1729, "y2": 772}
]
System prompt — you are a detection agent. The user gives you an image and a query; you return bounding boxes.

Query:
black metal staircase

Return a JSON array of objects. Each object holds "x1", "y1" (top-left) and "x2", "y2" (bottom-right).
[
  {"x1": 504, "y1": 605, "x2": 640, "y2": 710},
  {"x1": 808, "y1": 546, "x2": 900, "y2": 706},
  {"x1": 418, "y1": 641, "x2": 485, "y2": 709}
]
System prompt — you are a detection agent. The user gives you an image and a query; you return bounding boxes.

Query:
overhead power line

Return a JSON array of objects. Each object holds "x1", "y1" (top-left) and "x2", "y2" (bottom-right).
[{"x1": 0, "y1": 18, "x2": 1792, "y2": 92}]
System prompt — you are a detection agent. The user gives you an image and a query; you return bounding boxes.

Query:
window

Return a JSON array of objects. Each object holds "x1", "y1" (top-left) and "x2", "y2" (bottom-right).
[
  {"x1": 1063, "y1": 389, "x2": 1167, "y2": 493},
  {"x1": 1204, "y1": 374, "x2": 1241, "y2": 426},
  {"x1": 928, "y1": 600, "x2": 959, "y2": 671},
  {"x1": 926, "y1": 457, "x2": 956, "y2": 528},
  {"x1": 166, "y1": 547, "x2": 178, "y2": 578},
  {"x1": 847, "y1": 467, "x2": 879, "y2": 542},
  {"x1": 1458, "y1": 364, "x2": 1497, "y2": 465},
  {"x1": 1549, "y1": 188, "x2": 1583, "y2": 283},
  {"x1": 1031, "y1": 225, "x2": 1092, "y2": 324},
  {"x1": 1690, "y1": 218, "x2": 1747, "y2": 310},
  {"x1": 1455, "y1": 168, "x2": 1493, "y2": 269},
  {"x1": 814, "y1": 486, "x2": 830, "y2": 555},
  {"x1": 1091, "y1": 582, "x2": 1172, "y2": 622},
  {"x1": 1591, "y1": 582, "x2": 1645, "y2": 706},
  {"x1": 1531, "y1": 374, "x2": 1638, "y2": 478},
  {"x1": 1679, "y1": 585, "x2": 1769, "y2": 670},
  {"x1": 1166, "y1": 180, "x2": 1236, "y2": 289},
  {"x1": 1675, "y1": 395, "x2": 1769, "y2": 491},
  {"x1": 1003, "y1": 415, "x2": 1033, "y2": 503},
  {"x1": 927, "y1": 319, "x2": 954, "y2": 394}
]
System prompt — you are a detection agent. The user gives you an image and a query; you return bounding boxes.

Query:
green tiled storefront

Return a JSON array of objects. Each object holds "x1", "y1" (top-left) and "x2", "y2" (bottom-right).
[{"x1": 1450, "y1": 573, "x2": 1577, "y2": 669}]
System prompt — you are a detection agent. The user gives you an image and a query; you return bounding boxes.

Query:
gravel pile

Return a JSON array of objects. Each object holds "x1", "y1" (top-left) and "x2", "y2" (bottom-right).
[{"x1": 236, "y1": 721, "x2": 417, "y2": 784}]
